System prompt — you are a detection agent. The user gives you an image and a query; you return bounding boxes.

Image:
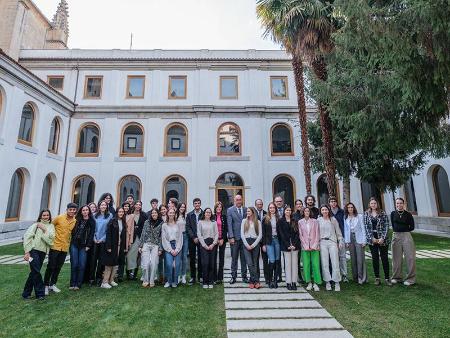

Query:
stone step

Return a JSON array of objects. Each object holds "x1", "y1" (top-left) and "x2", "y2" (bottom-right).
[
  {"x1": 227, "y1": 330, "x2": 353, "y2": 338},
  {"x1": 227, "y1": 318, "x2": 343, "y2": 331},
  {"x1": 225, "y1": 293, "x2": 313, "y2": 301},
  {"x1": 225, "y1": 282, "x2": 288, "y2": 288},
  {"x1": 226, "y1": 308, "x2": 332, "y2": 319},
  {"x1": 419, "y1": 250, "x2": 450, "y2": 258},
  {"x1": 0, "y1": 255, "x2": 14, "y2": 263},
  {"x1": 225, "y1": 288, "x2": 307, "y2": 294},
  {"x1": 225, "y1": 300, "x2": 322, "y2": 309},
  {"x1": 2, "y1": 256, "x2": 25, "y2": 264}
]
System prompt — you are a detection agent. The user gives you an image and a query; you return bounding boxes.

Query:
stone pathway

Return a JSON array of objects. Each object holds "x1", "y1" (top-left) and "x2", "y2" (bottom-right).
[
  {"x1": 0, "y1": 255, "x2": 70, "y2": 265},
  {"x1": 223, "y1": 253, "x2": 352, "y2": 337}
]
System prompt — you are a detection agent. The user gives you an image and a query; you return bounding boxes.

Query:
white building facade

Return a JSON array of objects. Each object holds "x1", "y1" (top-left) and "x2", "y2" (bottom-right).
[{"x1": 0, "y1": 48, "x2": 449, "y2": 240}]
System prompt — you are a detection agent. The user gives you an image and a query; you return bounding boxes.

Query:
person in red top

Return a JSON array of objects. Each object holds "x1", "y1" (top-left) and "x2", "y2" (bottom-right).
[{"x1": 213, "y1": 201, "x2": 228, "y2": 284}]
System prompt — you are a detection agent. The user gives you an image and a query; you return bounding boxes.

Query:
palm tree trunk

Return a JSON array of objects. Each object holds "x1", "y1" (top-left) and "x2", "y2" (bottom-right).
[
  {"x1": 292, "y1": 55, "x2": 312, "y2": 195},
  {"x1": 311, "y1": 57, "x2": 337, "y2": 197},
  {"x1": 342, "y1": 175, "x2": 351, "y2": 205}
]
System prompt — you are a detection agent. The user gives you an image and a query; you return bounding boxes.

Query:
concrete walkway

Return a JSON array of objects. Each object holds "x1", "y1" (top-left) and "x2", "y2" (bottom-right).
[{"x1": 223, "y1": 251, "x2": 352, "y2": 338}]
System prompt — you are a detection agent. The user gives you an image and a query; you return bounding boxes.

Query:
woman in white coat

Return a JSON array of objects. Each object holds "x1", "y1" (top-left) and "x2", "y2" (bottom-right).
[{"x1": 344, "y1": 203, "x2": 367, "y2": 284}]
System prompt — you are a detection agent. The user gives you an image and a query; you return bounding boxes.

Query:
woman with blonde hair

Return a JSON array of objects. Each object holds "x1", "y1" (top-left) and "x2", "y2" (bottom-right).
[{"x1": 241, "y1": 207, "x2": 263, "y2": 289}]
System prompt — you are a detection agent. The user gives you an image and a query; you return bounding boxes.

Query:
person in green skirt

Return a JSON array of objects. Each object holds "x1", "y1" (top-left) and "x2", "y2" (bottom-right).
[{"x1": 298, "y1": 207, "x2": 322, "y2": 291}]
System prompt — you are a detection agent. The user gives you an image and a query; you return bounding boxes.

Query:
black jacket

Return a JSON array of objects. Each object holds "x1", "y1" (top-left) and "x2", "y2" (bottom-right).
[
  {"x1": 71, "y1": 217, "x2": 95, "y2": 248},
  {"x1": 102, "y1": 218, "x2": 127, "y2": 266},
  {"x1": 132, "y1": 211, "x2": 148, "y2": 241},
  {"x1": 214, "y1": 212, "x2": 228, "y2": 242},
  {"x1": 276, "y1": 217, "x2": 301, "y2": 251},
  {"x1": 261, "y1": 216, "x2": 276, "y2": 246},
  {"x1": 186, "y1": 209, "x2": 202, "y2": 241}
]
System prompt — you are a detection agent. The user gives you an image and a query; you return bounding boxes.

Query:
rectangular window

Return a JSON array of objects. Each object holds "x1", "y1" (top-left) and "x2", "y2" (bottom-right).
[
  {"x1": 126, "y1": 76, "x2": 145, "y2": 98},
  {"x1": 220, "y1": 76, "x2": 238, "y2": 99},
  {"x1": 168, "y1": 76, "x2": 187, "y2": 99},
  {"x1": 270, "y1": 76, "x2": 289, "y2": 99},
  {"x1": 47, "y1": 76, "x2": 64, "y2": 90},
  {"x1": 84, "y1": 76, "x2": 103, "y2": 99}
]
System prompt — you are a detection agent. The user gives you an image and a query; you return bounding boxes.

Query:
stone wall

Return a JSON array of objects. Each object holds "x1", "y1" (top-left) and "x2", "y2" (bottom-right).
[{"x1": 414, "y1": 216, "x2": 450, "y2": 234}]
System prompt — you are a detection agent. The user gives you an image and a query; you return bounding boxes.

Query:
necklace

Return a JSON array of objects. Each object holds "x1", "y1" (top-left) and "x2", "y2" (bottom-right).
[{"x1": 397, "y1": 210, "x2": 405, "y2": 218}]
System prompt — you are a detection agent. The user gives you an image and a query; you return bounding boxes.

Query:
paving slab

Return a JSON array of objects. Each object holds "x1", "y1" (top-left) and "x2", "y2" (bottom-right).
[
  {"x1": 227, "y1": 318, "x2": 343, "y2": 331},
  {"x1": 225, "y1": 282, "x2": 287, "y2": 288},
  {"x1": 226, "y1": 308, "x2": 332, "y2": 319},
  {"x1": 225, "y1": 288, "x2": 307, "y2": 294},
  {"x1": 227, "y1": 330, "x2": 353, "y2": 338},
  {"x1": 225, "y1": 300, "x2": 322, "y2": 309},
  {"x1": 225, "y1": 293, "x2": 313, "y2": 301}
]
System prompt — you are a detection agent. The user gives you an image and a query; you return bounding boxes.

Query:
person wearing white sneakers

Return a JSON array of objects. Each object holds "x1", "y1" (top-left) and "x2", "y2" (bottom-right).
[
  {"x1": 176, "y1": 203, "x2": 188, "y2": 285},
  {"x1": 198, "y1": 208, "x2": 219, "y2": 289},
  {"x1": 298, "y1": 207, "x2": 322, "y2": 292},
  {"x1": 318, "y1": 205, "x2": 344, "y2": 292},
  {"x1": 162, "y1": 208, "x2": 183, "y2": 288},
  {"x1": 101, "y1": 207, "x2": 127, "y2": 289},
  {"x1": 44, "y1": 203, "x2": 78, "y2": 295}
]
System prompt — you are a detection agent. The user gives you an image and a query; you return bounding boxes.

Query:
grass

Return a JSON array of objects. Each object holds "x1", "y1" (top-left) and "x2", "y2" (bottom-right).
[
  {"x1": 0, "y1": 265, "x2": 226, "y2": 338},
  {"x1": 314, "y1": 233, "x2": 450, "y2": 338}
]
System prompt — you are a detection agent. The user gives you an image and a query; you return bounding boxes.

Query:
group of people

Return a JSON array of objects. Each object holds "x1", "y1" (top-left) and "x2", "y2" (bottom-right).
[{"x1": 21, "y1": 192, "x2": 416, "y2": 300}]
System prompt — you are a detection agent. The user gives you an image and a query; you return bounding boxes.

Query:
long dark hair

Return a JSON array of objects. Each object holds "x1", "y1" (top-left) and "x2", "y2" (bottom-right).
[
  {"x1": 98, "y1": 193, "x2": 114, "y2": 208},
  {"x1": 95, "y1": 200, "x2": 110, "y2": 219},
  {"x1": 344, "y1": 202, "x2": 358, "y2": 219},
  {"x1": 319, "y1": 204, "x2": 332, "y2": 218},
  {"x1": 148, "y1": 208, "x2": 161, "y2": 224},
  {"x1": 283, "y1": 205, "x2": 297, "y2": 231},
  {"x1": 176, "y1": 202, "x2": 187, "y2": 219},
  {"x1": 199, "y1": 208, "x2": 213, "y2": 221},
  {"x1": 132, "y1": 200, "x2": 143, "y2": 214},
  {"x1": 114, "y1": 207, "x2": 127, "y2": 223},
  {"x1": 75, "y1": 205, "x2": 92, "y2": 221},
  {"x1": 121, "y1": 202, "x2": 131, "y2": 215},
  {"x1": 36, "y1": 209, "x2": 52, "y2": 223}
]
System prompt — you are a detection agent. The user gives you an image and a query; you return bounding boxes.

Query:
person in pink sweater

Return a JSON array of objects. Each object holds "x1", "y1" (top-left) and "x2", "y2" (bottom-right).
[{"x1": 298, "y1": 207, "x2": 322, "y2": 291}]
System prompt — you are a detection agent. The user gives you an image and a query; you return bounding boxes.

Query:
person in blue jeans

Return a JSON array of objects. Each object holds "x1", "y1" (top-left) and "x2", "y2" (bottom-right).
[
  {"x1": 176, "y1": 203, "x2": 189, "y2": 285},
  {"x1": 162, "y1": 208, "x2": 183, "y2": 288},
  {"x1": 261, "y1": 202, "x2": 281, "y2": 288},
  {"x1": 22, "y1": 209, "x2": 55, "y2": 300},
  {"x1": 70, "y1": 205, "x2": 95, "y2": 290}
]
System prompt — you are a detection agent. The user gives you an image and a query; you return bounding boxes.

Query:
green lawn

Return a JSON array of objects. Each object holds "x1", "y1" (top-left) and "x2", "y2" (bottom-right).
[{"x1": 0, "y1": 264, "x2": 226, "y2": 338}]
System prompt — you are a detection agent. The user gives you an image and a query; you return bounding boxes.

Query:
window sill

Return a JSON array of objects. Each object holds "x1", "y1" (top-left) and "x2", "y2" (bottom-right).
[
  {"x1": 15, "y1": 143, "x2": 38, "y2": 154},
  {"x1": 268, "y1": 156, "x2": 300, "y2": 161},
  {"x1": 209, "y1": 156, "x2": 250, "y2": 162},
  {"x1": 69, "y1": 157, "x2": 102, "y2": 162},
  {"x1": 46, "y1": 152, "x2": 63, "y2": 161},
  {"x1": 115, "y1": 157, "x2": 147, "y2": 162},
  {"x1": 159, "y1": 156, "x2": 192, "y2": 162}
]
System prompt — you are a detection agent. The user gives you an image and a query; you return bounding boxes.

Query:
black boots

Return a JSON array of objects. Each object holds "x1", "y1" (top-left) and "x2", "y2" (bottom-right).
[
  {"x1": 273, "y1": 261, "x2": 279, "y2": 289},
  {"x1": 268, "y1": 263, "x2": 274, "y2": 289},
  {"x1": 276, "y1": 260, "x2": 282, "y2": 282}
]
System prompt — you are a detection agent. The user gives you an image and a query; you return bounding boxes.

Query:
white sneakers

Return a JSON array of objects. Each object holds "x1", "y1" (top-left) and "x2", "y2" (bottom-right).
[
  {"x1": 208, "y1": 284, "x2": 213, "y2": 289},
  {"x1": 164, "y1": 282, "x2": 170, "y2": 288},
  {"x1": 50, "y1": 285, "x2": 61, "y2": 293},
  {"x1": 202, "y1": 284, "x2": 208, "y2": 289},
  {"x1": 313, "y1": 283, "x2": 320, "y2": 291},
  {"x1": 306, "y1": 283, "x2": 312, "y2": 291},
  {"x1": 325, "y1": 282, "x2": 332, "y2": 291},
  {"x1": 391, "y1": 279, "x2": 399, "y2": 284},
  {"x1": 181, "y1": 275, "x2": 187, "y2": 285},
  {"x1": 110, "y1": 281, "x2": 118, "y2": 287},
  {"x1": 334, "y1": 282, "x2": 341, "y2": 291},
  {"x1": 403, "y1": 281, "x2": 414, "y2": 286},
  {"x1": 45, "y1": 286, "x2": 49, "y2": 296},
  {"x1": 100, "y1": 283, "x2": 112, "y2": 289}
]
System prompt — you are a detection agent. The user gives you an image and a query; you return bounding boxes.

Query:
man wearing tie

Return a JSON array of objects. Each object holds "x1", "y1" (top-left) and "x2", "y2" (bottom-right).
[
  {"x1": 255, "y1": 199, "x2": 268, "y2": 283},
  {"x1": 186, "y1": 198, "x2": 203, "y2": 285},
  {"x1": 274, "y1": 195, "x2": 285, "y2": 282},
  {"x1": 227, "y1": 195, "x2": 248, "y2": 284}
]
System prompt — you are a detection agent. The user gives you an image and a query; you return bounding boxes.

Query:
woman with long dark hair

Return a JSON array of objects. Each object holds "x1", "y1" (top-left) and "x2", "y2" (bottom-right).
[
  {"x1": 162, "y1": 208, "x2": 183, "y2": 288},
  {"x1": 318, "y1": 204, "x2": 343, "y2": 291},
  {"x1": 197, "y1": 208, "x2": 219, "y2": 289},
  {"x1": 176, "y1": 203, "x2": 188, "y2": 285},
  {"x1": 344, "y1": 202, "x2": 367, "y2": 284},
  {"x1": 90, "y1": 200, "x2": 112, "y2": 286},
  {"x1": 70, "y1": 205, "x2": 95, "y2": 290},
  {"x1": 126, "y1": 201, "x2": 147, "y2": 280},
  {"x1": 213, "y1": 201, "x2": 228, "y2": 284},
  {"x1": 262, "y1": 202, "x2": 280, "y2": 288},
  {"x1": 364, "y1": 197, "x2": 391, "y2": 286},
  {"x1": 117, "y1": 202, "x2": 132, "y2": 282},
  {"x1": 277, "y1": 206, "x2": 301, "y2": 290},
  {"x1": 241, "y1": 207, "x2": 263, "y2": 289},
  {"x1": 88, "y1": 202, "x2": 97, "y2": 215},
  {"x1": 139, "y1": 208, "x2": 163, "y2": 288},
  {"x1": 101, "y1": 207, "x2": 127, "y2": 288},
  {"x1": 98, "y1": 193, "x2": 116, "y2": 216},
  {"x1": 22, "y1": 209, "x2": 55, "y2": 300}
]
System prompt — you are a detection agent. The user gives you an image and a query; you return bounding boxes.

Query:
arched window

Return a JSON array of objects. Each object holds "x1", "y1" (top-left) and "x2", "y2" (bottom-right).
[
  {"x1": 72, "y1": 175, "x2": 95, "y2": 206},
  {"x1": 40, "y1": 174, "x2": 52, "y2": 210},
  {"x1": 163, "y1": 175, "x2": 187, "y2": 204},
  {"x1": 18, "y1": 103, "x2": 35, "y2": 145},
  {"x1": 6, "y1": 169, "x2": 25, "y2": 221},
  {"x1": 118, "y1": 175, "x2": 141, "y2": 204},
  {"x1": 361, "y1": 181, "x2": 384, "y2": 210},
  {"x1": 218, "y1": 122, "x2": 241, "y2": 155},
  {"x1": 48, "y1": 118, "x2": 61, "y2": 153},
  {"x1": 317, "y1": 174, "x2": 340, "y2": 207},
  {"x1": 77, "y1": 123, "x2": 100, "y2": 156},
  {"x1": 271, "y1": 123, "x2": 293, "y2": 155},
  {"x1": 432, "y1": 166, "x2": 450, "y2": 216},
  {"x1": 121, "y1": 123, "x2": 144, "y2": 156},
  {"x1": 216, "y1": 172, "x2": 244, "y2": 209},
  {"x1": 273, "y1": 175, "x2": 295, "y2": 208},
  {"x1": 404, "y1": 177, "x2": 417, "y2": 214},
  {"x1": 165, "y1": 123, "x2": 188, "y2": 156}
]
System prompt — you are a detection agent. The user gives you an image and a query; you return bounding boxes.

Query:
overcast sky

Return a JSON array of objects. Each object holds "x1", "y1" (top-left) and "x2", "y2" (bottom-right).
[{"x1": 34, "y1": 0, "x2": 281, "y2": 50}]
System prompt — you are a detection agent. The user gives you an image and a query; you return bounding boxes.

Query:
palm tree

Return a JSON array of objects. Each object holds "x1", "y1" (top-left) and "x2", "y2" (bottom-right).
[
  {"x1": 257, "y1": 0, "x2": 340, "y2": 197},
  {"x1": 257, "y1": 0, "x2": 312, "y2": 194}
]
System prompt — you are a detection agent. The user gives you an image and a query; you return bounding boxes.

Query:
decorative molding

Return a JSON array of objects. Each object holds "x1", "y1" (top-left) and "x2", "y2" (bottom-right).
[
  {"x1": 209, "y1": 156, "x2": 250, "y2": 162},
  {"x1": 114, "y1": 156, "x2": 147, "y2": 162},
  {"x1": 267, "y1": 156, "x2": 301, "y2": 161},
  {"x1": 46, "y1": 152, "x2": 63, "y2": 161},
  {"x1": 68, "y1": 156, "x2": 102, "y2": 162},
  {"x1": 15, "y1": 143, "x2": 38, "y2": 154},
  {"x1": 159, "y1": 156, "x2": 192, "y2": 162}
]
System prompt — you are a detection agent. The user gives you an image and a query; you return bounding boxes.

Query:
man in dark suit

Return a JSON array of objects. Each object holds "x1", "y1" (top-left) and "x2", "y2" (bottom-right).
[
  {"x1": 273, "y1": 195, "x2": 286, "y2": 282},
  {"x1": 186, "y1": 197, "x2": 203, "y2": 285},
  {"x1": 227, "y1": 195, "x2": 248, "y2": 284},
  {"x1": 255, "y1": 199, "x2": 268, "y2": 283}
]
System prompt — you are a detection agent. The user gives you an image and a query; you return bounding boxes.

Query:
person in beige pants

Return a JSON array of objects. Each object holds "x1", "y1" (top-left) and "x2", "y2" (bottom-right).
[{"x1": 390, "y1": 198, "x2": 416, "y2": 286}]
